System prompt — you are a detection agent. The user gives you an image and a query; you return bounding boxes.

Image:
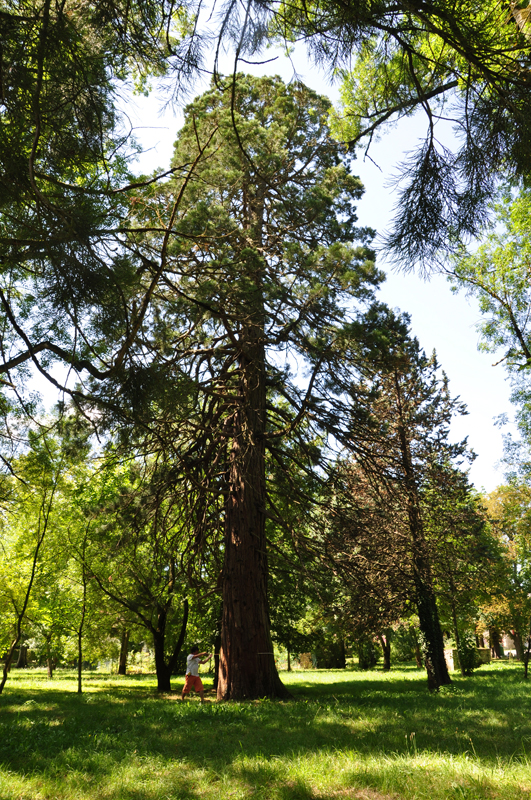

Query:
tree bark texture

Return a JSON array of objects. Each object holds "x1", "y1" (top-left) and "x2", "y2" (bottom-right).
[
  {"x1": 524, "y1": 637, "x2": 531, "y2": 679},
  {"x1": 415, "y1": 577, "x2": 451, "y2": 689},
  {"x1": 213, "y1": 631, "x2": 221, "y2": 691},
  {"x1": 218, "y1": 398, "x2": 288, "y2": 699},
  {"x1": 153, "y1": 617, "x2": 172, "y2": 692},
  {"x1": 217, "y1": 301, "x2": 288, "y2": 695},
  {"x1": 450, "y1": 598, "x2": 465, "y2": 677},
  {"x1": 414, "y1": 640, "x2": 423, "y2": 669},
  {"x1": 514, "y1": 630, "x2": 524, "y2": 661},
  {"x1": 217, "y1": 188, "x2": 289, "y2": 701},
  {"x1": 15, "y1": 645, "x2": 28, "y2": 669},
  {"x1": 490, "y1": 627, "x2": 501, "y2": 659}
]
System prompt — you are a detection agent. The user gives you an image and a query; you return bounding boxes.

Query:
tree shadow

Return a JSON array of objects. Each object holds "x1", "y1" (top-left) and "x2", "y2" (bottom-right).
[{"x1": 0, "y1": 665, "x2": 529, "y2": 799}]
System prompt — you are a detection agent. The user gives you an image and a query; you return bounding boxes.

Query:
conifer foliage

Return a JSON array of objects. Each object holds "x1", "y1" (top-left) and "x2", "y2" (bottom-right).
[{"x1": 120, "y1": 75, "x2": 381, "y2": 699}]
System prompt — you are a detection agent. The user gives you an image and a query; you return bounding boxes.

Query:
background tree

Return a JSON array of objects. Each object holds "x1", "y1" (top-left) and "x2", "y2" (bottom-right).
[
  {"x1": 300, "y1": 0, "x2": 531, "y2": 265},
  {"x1": 324, "y1": 461, "x2": 412, "y2": 669},
  {"x1": 2, "y1": 0, "x2": 529, "y2": 702},
  {"x1": 448, "y1": 188, "x2": 531, "y2": 485},
  {"x1": 326, "y1": 312, "x2": 472, "y2": 689},
  {"x1": 2, "y1": 0, "x2": 531, "y2": 413},
  {"x1": 0, "y1": 431, "x2": 65, "y2": 693},
  {"x1": 486, "y1": 482, "x2": 531, "y2": 677},
  {"x1": 423, "y1": 466, "x2": 499, "y2": 675},
  {"x1": 71, "y1": 456, "x2": 201, "y2": 692}
]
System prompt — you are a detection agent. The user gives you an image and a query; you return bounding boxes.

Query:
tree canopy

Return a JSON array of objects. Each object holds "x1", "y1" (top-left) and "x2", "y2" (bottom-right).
[{"x1": 1, "y1": 0, "x2": 529, "y2": 697}]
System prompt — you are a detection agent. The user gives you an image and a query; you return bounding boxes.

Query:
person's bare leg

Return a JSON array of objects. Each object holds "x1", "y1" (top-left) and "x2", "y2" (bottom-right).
[{"x1": 200, "y1": 690, "x2": 205, "y2": 703}]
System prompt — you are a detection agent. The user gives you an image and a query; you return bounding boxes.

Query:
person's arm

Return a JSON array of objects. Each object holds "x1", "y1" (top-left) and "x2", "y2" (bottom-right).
[{"x1": 191, "y1": 651, "x2": 210, "y2": 661}]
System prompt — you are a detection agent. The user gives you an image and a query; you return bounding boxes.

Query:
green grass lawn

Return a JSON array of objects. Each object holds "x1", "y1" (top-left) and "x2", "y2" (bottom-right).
[{"x1": 1, "y1": 662, "x2": 530, "y2": 799}]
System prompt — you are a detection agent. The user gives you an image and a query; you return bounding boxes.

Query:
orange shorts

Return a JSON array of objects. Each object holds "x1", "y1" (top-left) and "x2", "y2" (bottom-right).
[{"x1": 183, "y1": 674, "x2": 204, "y2": 693}]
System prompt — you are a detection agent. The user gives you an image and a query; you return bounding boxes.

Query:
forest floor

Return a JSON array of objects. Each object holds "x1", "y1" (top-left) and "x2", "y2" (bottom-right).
[{"x1": 0, "y1": 662, "x2": 530, "y2": 799}]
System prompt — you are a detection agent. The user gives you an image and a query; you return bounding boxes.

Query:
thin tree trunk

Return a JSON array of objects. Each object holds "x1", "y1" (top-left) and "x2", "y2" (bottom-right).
[
  {"x1": 490, "y1": 627, "x2": 501, "y2": 659},
  {"x1": 450, "y1": 597, "x2": 465, "y2": 677},
  {"x1": 153, "y1": 606, "x2": 172, "y2": 691},
  {"x1": 0, "y1": 484, "x2": 56, "y2": 694},
  {"x1": 524, "y1": 636, "x2": 531, "y2": 679},
  {"x1": 44, "y1": 633, "x2": 54, "y2": 678},
  {"x1": 118, "y1": 628, "x2": 129, "y2": 675},
  {"x1": 378, "y1": 634, "x2": 391, "y2": 671},
  {"x1": 394, "y1": 370, "x2": 451, "y2": 691},
  {"x1": 77, "y1": 548, "x2": 88, "y2": 694},
  {"x1": 415, "y1": 579, "x2": 451, "y2": 689},
  {"x1": 213, "y1": 631, "x2": 221, "y2": 691},
  {"x1": 514, "y1": 630, "x2": 524, "y2": 661},
  {"x1": 15, "y1": 645, "x2": 28, "y2": 669},
  {"x1": 153, "y1": 600, "x2": 189, "y2": 692},
  {"x1": 339, "y1": 638, "x2": 346, "y2": 669}
]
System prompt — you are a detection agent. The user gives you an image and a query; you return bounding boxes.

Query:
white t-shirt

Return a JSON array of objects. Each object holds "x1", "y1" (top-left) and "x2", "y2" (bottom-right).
[{"x1": 186, "y1": 653, "x2": 200, "y2": 676}]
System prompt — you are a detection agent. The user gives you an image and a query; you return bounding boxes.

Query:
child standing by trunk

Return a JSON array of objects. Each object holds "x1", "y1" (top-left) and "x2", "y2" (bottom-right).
[{"x1": 181, "y1": 645, "x2": 211, "y2": 702}]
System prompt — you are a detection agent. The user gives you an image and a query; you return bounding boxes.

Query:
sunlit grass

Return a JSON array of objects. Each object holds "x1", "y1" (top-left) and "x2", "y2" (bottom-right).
[{"x1": 1, "y1": 662, "x2": 530, "y2": 798}]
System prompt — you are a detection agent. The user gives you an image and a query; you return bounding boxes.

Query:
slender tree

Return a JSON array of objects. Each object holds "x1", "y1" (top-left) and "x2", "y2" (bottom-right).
[
  {"x1": 329, "y1": 314, "x2": 471, "y2": 689},
  {"x1": 72, "y1": 457, "x2": 195, "y2": 692},
  {"x1": 0, "y1": 432, "x2": 64, "y2": 693}
]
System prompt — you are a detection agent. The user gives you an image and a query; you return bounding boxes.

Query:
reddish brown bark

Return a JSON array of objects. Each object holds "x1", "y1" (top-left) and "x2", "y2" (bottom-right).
[
  {"x1": 217, "y1": 404, "x2": 289, "y2": 699},
  {"x1": 217, "y1": 247, "x2": 289, "y2": 700}
]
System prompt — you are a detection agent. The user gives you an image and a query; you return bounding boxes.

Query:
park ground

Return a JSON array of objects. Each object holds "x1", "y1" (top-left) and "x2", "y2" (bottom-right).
[{"x1": 1, "y1": 663, "x2": 530, "y2": 799}]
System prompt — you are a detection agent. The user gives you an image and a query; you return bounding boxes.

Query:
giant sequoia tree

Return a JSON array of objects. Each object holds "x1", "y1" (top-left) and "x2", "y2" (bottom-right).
[{"x1": 108, "y1": 74, "x2": 381, "y2": 699}]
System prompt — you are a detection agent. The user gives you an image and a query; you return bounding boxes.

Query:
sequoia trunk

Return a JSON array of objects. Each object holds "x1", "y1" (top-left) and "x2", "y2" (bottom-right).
[
  {"x1": 218, "y1": 384, "x2": 289, "y2": 699},
  {"x1": 217, "y1": 240, "x2": 289, "y2": 700}
]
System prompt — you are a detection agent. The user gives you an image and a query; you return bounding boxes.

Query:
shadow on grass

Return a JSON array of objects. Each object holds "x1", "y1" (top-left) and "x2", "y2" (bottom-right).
[{"x1": 0, "y1": 664, "x2": 530, "y2": 799}]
